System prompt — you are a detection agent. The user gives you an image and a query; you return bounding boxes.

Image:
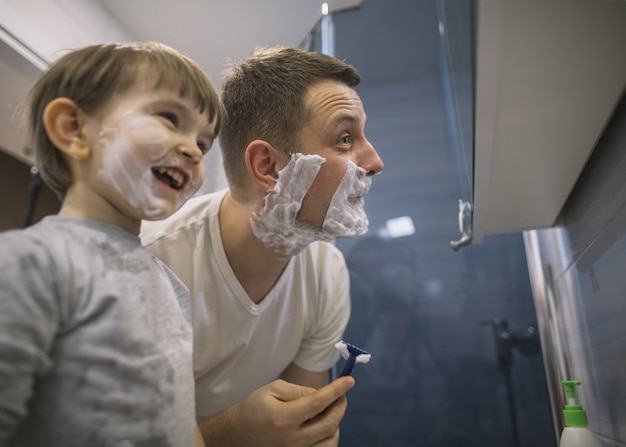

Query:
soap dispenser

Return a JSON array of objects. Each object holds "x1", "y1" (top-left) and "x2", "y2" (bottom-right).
[{"x1": 560, "y1": 380, "x2": 602, "y2": 447}]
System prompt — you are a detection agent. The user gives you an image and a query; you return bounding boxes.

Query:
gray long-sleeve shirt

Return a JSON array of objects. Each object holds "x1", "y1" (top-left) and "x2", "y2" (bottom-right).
[{"x1": 0, "y1": 216, "x2": 196, "y2": 447}]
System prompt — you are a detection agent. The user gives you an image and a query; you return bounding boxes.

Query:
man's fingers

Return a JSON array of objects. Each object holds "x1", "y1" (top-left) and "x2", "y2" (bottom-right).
[
  {"x1": 265, "y1": 379, "x2": 317, "y2": 403},
  {"x1": 288, "y1": 376, "x2": 355, "y2": 422},
  {"x1": 299, "y1": 393, "x2": 348, "y2": 446}
]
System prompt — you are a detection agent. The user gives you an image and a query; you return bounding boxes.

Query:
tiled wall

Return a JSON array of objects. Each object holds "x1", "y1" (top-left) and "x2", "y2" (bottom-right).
[{"x1": 526, "y1": 93, "x2": 626, "y2": 446}]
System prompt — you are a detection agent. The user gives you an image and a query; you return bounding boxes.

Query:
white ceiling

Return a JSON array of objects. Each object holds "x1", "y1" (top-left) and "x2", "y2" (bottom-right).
[
  {"x1": 0, "y1": 0, "x2": 358, "y2": 164},
  {"x1": 97, "y1": 0, "x2": 437, "y2": 86},
  {"x1": 0, "y1": 0, "x2": 435, "y2": 164},
  {"x1": 98, "y1": 0, "x2": 341, "y2": 88}
]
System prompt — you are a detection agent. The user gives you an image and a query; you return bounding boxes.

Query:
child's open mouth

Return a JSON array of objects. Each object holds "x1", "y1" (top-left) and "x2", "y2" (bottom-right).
[{"x1": 152, "y1": 166, "x2": 188, "y2": 190}]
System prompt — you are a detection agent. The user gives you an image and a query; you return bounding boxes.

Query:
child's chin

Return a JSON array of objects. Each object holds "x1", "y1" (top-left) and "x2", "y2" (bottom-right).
[{"x1": 140, "y1": 202, "x2": 178, "y2": 221}]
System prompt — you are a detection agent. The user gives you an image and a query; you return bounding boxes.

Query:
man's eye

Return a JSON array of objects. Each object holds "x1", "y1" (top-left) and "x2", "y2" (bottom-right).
[{"x1": 159, "y1": 112, "x2": 178, "y2": 126}]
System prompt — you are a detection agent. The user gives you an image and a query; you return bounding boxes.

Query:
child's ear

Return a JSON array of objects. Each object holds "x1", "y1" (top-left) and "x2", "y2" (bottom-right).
[
  {"x1": 245, "y1": 140, "x2": 286, "y2": 192},
  {"x1": 43, "y1": 98, "x2": 91, "y2": 161}
]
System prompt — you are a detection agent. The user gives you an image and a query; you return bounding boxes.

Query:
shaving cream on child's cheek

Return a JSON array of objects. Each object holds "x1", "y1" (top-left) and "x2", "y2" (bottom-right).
[
  {"x1": 251, "y1": 154, "x2": 370, "y2": 256},
  {"x1": 97, "y1": 111, "x2": 203, "y2": 219}
]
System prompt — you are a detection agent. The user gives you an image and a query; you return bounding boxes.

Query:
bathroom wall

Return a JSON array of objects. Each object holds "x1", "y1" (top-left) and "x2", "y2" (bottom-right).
[
  {"x1": 0, "y1": 0, "x2": 131, "y2": 65},
  {"x1": 525, "y1": 92, "x2": 626, "y2": 446},
  {"x1": 0, "y1": 37, "x2": 59, "y2": 232},
  {"x1": 0, "y1": 150, "x2": 60, "y2": 231}
]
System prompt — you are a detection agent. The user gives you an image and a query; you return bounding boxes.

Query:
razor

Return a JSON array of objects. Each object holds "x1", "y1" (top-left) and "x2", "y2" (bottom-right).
[{"x1": 335, "y1": 340, "x2": 371, "y2": 376}]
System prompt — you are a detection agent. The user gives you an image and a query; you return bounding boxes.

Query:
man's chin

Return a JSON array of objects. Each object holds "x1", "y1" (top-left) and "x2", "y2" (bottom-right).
[
  {"x1": 322, "y1": 214, "x2": 369, "y2": 239},
  {"x1": 348, "y1": 196, "x2": 364, "y2": 207}
]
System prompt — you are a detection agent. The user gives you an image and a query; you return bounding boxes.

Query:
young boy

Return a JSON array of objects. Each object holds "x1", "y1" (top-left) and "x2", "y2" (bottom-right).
[{"x1": 0, "y1": 42, "x2": 220, "y2": 447}]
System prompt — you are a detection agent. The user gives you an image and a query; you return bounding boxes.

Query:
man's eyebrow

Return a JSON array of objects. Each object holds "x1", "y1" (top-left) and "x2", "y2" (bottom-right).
[{"x1": 331, "y1": 113, "x2": 368, "y2": 128}]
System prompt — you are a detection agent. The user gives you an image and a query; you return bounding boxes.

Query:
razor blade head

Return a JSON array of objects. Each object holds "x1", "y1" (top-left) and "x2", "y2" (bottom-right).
[
  {"x1": 335, "y1": 340, "x2": 371, "y2": 364},
  {"x1": 335, "y1": 340, "x2": 371, "y2": 376}
]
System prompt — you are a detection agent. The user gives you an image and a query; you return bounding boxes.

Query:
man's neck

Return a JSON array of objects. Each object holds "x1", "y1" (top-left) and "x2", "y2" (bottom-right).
[{"x1": 219, "y1": 191, "x2": 291, "y2": 304}]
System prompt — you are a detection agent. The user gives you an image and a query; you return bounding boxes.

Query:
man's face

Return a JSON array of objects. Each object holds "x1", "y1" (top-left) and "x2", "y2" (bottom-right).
[
  {"x1": 83, "y1": 88, "x2": 216, "y2": 222},
  {"x1": 250, "y1": 80, "x2": 384, "y2": 257},
  {"x1": 294, "y1": 80, "x2": 384, "y2": 229}
]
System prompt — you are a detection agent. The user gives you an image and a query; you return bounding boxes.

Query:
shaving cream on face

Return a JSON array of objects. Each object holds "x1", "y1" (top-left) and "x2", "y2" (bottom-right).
[
  {"x1": 97, "y1": 110, "x2": 204, "y2": 219},
  {"x1": 251, "y1": 153, "x2": 371, "y2": 257},
  {"x1": 323, "y1": 160, "x2": 370, "y2": 237}
]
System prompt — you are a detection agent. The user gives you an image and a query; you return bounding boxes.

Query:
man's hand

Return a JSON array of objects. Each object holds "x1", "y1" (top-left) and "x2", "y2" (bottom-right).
[{"x1": 199, "y1": 376, "x2": 355, "y2": 447}]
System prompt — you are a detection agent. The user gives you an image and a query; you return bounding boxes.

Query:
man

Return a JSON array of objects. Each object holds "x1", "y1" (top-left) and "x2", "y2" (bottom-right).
[{"x1": 141, "y1": 46, "x2": 384, "y2": 446}]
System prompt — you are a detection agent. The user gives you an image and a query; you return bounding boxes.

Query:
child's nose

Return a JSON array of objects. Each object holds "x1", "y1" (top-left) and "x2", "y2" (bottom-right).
[{"x1": 176, "y1": 142, "x2": 202, "y2": 163}]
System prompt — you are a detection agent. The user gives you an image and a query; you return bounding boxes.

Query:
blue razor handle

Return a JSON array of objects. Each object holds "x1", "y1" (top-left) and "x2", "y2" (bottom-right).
[{"x1": 338, "y1": 341, "x2": 370, "y2": 376}]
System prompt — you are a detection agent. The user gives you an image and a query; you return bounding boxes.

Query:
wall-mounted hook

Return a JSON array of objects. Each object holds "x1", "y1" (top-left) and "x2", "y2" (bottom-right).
[{"x1": 450, "y1": 199, "x2": 472, "y2": 251}]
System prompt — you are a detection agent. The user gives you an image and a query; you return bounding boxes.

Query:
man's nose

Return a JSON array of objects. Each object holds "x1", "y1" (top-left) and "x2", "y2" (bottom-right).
[{"x1": 362, "y1": 140, "x2": 384, "y2": 176}]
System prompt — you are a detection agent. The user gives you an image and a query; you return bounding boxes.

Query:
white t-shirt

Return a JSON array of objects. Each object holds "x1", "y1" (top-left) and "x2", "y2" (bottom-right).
[{"x1": 141, "y1": 189, "x2": 350, "y2": 419}]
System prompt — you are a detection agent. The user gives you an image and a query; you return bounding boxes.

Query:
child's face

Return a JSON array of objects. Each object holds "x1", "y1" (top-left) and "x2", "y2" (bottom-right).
[{"x1": 83, "y1": 88, "x2": 216, "y2": 223}]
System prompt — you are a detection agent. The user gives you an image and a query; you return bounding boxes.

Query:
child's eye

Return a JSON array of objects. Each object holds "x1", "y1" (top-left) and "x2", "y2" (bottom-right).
[
  {"x1": 197, "y1": 140, "x2": 211, "y2": 155},
  {"x1": 159, "y1": 112, "x2": 178, "y2": 127},
  {"x1": 340, "y1": 135, "x2": 351, "y2": 145}
]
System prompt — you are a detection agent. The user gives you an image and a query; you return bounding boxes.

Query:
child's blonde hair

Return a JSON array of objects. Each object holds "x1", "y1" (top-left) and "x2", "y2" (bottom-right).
[{"x1": 28, "y1": 41, "x2": 221, "y2": 199}]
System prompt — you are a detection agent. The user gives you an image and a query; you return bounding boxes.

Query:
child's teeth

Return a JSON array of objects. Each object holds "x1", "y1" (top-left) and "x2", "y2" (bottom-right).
[
  {"x1": 170, "y1": 171, "x2": 182, "y2": 186},
  {"x1": 157, "y1": 167, "x2": 183, "y2": 187}
]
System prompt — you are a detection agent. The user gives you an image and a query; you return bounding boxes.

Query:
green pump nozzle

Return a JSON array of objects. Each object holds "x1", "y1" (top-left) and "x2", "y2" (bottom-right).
[{"x1": 562, "y1": 380, "x2": 589, "y2": 428}]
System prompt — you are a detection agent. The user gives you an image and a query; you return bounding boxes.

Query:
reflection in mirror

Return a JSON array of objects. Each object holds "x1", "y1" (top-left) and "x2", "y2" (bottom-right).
[
  {"x1": 436, "y1": 0, "x2": 475, "y2": 250},
  {"x1": 436, "y1": 0, "x2": 474, "y2": 206}
]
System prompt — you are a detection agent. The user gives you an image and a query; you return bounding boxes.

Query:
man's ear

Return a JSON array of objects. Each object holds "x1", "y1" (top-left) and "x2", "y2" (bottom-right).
[
  {"x1": 43, "y1": 98, "x2": 91, "y2": 161},
  {"x1": 245, "y1": 140, "x2": 285, "y2": 192}
]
